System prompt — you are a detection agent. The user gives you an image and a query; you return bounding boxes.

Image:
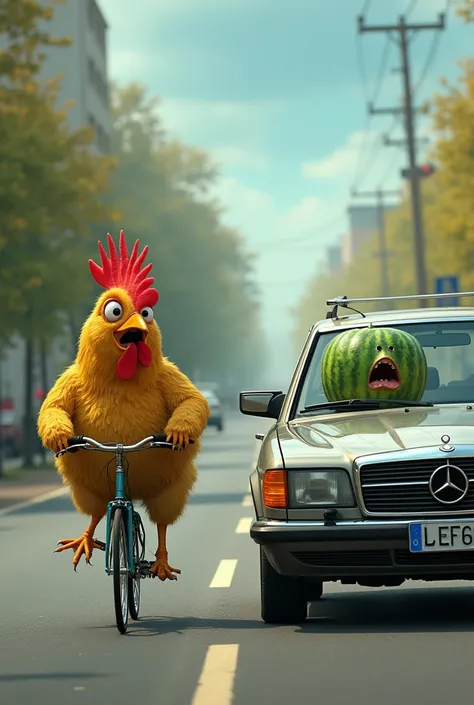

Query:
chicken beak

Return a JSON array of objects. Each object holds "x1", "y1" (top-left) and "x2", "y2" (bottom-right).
[{"x1": 114, "y1": 312, "x2": 149, "y2": 350}]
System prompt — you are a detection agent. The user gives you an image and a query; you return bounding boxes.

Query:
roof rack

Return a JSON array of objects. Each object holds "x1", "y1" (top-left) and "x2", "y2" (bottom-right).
[{"x1": 326, "y1": 291, "x2": 474, "y2": 320}]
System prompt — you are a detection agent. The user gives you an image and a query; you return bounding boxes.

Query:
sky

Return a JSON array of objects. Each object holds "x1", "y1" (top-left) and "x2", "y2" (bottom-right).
[{"x1": 99, "y1": 0, "x2": 473, "y2": 384}]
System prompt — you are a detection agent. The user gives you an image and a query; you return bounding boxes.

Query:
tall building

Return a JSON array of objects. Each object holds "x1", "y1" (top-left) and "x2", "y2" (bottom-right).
[
  {"x1": 1, "y1": 0, "x2": 111, "y2": 428},
  {"x1": 39, "y1": 0, "x2": 111, "y2": 153},
  {"x1": 327, "y1": 242, "x2": 342, "y2": 274},
  {"x1": 341, "y1": 203, "x2": 398, "y2": 267}
]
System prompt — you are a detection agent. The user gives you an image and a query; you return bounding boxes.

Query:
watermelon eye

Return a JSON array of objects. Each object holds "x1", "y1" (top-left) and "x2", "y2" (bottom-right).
[
  {"x1": 376, "y1": 345, "x2": 382, "y2": 351},
  {"x1": 388, "y1": 345, "x2": 394, "y2": 351}
]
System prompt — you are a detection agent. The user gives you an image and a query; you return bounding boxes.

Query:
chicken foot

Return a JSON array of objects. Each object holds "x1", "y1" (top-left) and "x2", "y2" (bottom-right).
[
  {"x1": 149, "y1": 524, "x2": 181, "y2": 581},
  {"x1": 55, "y1": 515, "x2": 104, "y2": 570}
]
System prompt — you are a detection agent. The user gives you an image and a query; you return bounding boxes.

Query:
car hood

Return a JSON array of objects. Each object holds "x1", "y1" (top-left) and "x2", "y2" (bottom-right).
[{"x1": 278, "y1": 405, "x2": 474, "y2": 468}]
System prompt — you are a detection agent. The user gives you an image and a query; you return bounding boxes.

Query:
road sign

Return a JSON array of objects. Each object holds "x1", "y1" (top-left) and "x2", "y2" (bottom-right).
[{"x1": 435, "y1": 276, "x2": 459, "y2": 307}]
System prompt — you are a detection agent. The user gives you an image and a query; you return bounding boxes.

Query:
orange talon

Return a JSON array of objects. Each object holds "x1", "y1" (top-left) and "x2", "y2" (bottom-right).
[
  {"x1": 149, "y1": 551, "x2": 181, "y2": 581},
  {"x1": 55, "y1": 515, "x2": 104, "y2": 569},
  {"x1": 55, "y1": 533, "x2": 103, "y2": 569}
]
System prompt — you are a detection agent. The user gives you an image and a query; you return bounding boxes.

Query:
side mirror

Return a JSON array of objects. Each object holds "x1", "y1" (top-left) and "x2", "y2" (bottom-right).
[{"x1": 239, "y1": 391, "x2": 286, "y2": 419}]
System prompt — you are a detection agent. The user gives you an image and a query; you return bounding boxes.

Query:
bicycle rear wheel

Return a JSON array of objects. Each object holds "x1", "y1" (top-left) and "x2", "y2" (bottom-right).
[
  {"x1": 128, "y1": 512, "x2": 144, "y2": 620},
  {"x1": 111, "y1": 508, "x2": 129, "y2": 634}
]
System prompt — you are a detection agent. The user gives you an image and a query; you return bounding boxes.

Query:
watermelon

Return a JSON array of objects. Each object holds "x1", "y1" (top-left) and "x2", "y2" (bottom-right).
[{"x1": 321, "y1": 326, "x2": 427, "y2": 402}]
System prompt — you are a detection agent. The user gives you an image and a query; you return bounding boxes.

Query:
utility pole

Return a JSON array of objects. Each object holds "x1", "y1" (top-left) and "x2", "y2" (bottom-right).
[
  {"x1": 352, "y1": 189, "x2": 401, "y2": 305},
  {"x1": 0, "y1": 356, "x2": 3, "y2": 478},
  {"x1": 358, "y1": 13, "x2": 446, "y2": 307}
]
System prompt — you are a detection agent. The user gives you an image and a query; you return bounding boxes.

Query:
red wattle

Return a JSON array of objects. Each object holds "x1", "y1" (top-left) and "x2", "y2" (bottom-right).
[
  {"x1": 137, "y1": 341, "x2": 152, "y2": 367},
  {"x1": 116, "y1": 344, "x2": 138, "y2": 380}
]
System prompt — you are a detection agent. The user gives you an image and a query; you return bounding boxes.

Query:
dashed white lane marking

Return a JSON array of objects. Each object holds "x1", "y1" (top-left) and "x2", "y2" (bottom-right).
[
  {"x1": 209, "y1": 559, "x2": 238, "y2": 588},
  {"x1": 241, "y1": 494, "x2": 252, "y2": 507},
  {"x1": 0, "y1": 487, "x2": 69, "y2": 518},
  {"x1": 191, "y1": 644, "x2": 239, "y2": 705},
  {"x1": 235, "y1": 517, "x2": 252, "y2": 534}
]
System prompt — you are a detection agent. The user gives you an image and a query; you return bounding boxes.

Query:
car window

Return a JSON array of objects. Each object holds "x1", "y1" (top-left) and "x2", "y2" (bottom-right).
[
  {"x1": 201, "y1": 389, "x2": 217, "y2": 402},
  {"x1": 294, "y1": 319, "x2": 474, "y2": 416}
]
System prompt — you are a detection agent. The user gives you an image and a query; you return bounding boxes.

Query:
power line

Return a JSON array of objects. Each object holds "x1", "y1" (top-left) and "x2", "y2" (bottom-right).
[
  {"x1": 371, "y1": 37, "x2": 393, "y2": 105},
  {"x1": 351, "y1": 188, "x2": 402, "y2": 302},
  {"x1": 272, "y1": 213, "x2": 348, "y2": 246},
  {"x1": 413, "y1": 3, "x2": 451, "y2": 96},
  {"x1": 359, "y1": 12, "x2": 446, "y2": 305},
  {"x1": 350, "y1": 32, "x2": 372, "y2": 188},
  {"x1": 350, "y1": 36, "x2": 396, "y2": 191},
  {"x1": 405, "y1": 0, "x2": 418, "y2": 18}
]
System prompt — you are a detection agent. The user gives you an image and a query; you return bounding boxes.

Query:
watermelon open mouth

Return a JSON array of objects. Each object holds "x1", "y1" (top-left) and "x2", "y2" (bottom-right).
[{"x1": 368, "y1": 356, "x2": 401, "y2": 390}]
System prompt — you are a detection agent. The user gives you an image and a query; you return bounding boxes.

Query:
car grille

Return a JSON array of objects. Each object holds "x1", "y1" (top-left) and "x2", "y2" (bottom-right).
[
  {"x1": 292, "y1": 550, "x2": 391, "y2": 567},
  {"x1": 292, "y1": 549, "x2": 474, "y2": 569},
  {"x1": 359, "y1": 457, "x2": 474, "y2": 515}
]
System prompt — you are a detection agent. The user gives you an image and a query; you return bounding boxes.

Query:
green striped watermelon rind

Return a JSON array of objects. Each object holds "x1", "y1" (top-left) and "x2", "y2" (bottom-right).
[{"x1": 321, "y1": 326, "x2": 427, "y2": 403}]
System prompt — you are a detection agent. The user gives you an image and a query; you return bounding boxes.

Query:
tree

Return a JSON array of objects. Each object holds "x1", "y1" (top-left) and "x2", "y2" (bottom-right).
[
  {"x1": 455, "y1": 0, "x2": 474, "y2": 22},
  {"x1": 0, "y1": 0, "x2": 118, "y2": 464},
  {"x1": 108, "y1": 83, "x2": 266, "y2": 390},
  {"x1": 0, "y1": 0, "x2": 117, "y2": 346}
]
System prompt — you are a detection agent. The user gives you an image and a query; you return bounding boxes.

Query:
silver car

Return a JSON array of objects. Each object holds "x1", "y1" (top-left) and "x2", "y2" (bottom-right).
[
  {"x1": 240, "y1": 293, "x2": 474, "y2": 624},
  {"x1": 201, "y1": 388, "x2": 224, "y2": 432}
]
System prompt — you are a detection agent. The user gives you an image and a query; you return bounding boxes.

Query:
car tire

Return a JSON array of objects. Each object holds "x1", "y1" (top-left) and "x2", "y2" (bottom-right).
[
  {"x1": 260, "y1": 547, "x2": 307, "y2": 624},
  {"x1": 2, "y1": 439, "x2": 15, "y2": 459}
]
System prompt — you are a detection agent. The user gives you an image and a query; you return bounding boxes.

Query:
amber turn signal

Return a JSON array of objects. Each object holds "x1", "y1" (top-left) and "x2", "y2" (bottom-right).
[{"x1": 263, "y1": 469, "x2": 288, "y2": 508}]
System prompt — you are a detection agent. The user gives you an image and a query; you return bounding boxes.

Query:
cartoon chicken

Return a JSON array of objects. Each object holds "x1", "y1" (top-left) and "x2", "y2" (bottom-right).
[{"x1": 37, "y1": 231, "x2": 210, "y2": 580}]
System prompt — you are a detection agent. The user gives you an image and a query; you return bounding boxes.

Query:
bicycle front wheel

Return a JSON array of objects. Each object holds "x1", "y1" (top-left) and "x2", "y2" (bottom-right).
[
  {"x1": 128, "y1": 514, "x2": 142, "y2": 620},
  {"x1": 111, "y1": 508, "x2": 129, "y2": 634}
]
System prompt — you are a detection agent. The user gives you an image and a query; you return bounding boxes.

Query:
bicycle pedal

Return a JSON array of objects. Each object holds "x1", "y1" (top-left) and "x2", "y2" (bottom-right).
[{"x1": 94, "y1": 539, "x2": 106, "y2": 551}]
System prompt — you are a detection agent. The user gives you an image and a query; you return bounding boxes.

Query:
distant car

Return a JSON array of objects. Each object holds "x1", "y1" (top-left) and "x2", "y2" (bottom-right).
[
  {"x1": 240, "y1": 291, "x2": 474, "y2": 625},
  {"x1": 202, "y1": 389, "x2": 224, "y2": 432},
  {"x1": 0, "y1": 409, "x2": 23, "y2": 458}
]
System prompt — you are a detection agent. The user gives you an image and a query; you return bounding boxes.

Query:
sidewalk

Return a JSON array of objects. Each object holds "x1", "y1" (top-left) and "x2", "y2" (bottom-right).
[{"x1": 0, "y1": 456, "x2": 63, "y2": 511}]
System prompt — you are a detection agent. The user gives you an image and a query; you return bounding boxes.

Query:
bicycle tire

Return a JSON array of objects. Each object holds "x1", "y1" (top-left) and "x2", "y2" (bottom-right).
[
  {"x1": 128, "y1": 514, "x2": 141, "y2": 620},
  {"x1": 111, "y1": 508, "x2": 129, "y2": 634}
]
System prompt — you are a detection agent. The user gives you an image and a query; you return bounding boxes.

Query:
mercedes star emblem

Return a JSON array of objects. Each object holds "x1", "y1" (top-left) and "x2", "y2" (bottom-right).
[{"x1": 429, "y1": 462, "x2": 469, "y2": 504}]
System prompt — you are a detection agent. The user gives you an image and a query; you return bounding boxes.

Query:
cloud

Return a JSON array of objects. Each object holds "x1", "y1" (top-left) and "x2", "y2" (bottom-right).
[
  {"x1": 209, "y1": 146, "x2": 269, "y2": 171},
  {"x1": 203, "y1": 176, "x2": 345, "y2": 381},
  {"x1": 301, "y1": 121, "x2": 433, "y2": 193},
  {"x1": 302, "y1": 132, "x2": 368, "y2": 180},
  {"x1": 207, "y1": 178, "x2": 341, "y2": 270},
  {"x1": 159, "y1": 98, "x2": 275, "y2": 146},
  {"x1": 282, "y1": 197, "x2": 327, "y2": 234}
]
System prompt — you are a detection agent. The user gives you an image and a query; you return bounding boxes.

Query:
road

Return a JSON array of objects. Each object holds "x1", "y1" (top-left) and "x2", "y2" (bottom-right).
[{"x1": 1, "y1": 412, "x2": 474, "y2": 704}]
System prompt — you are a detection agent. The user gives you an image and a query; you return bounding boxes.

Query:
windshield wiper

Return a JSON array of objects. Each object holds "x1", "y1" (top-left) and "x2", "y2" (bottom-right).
[{"x1": 300, "y1": 398, "x2": 433, "y2": 414}]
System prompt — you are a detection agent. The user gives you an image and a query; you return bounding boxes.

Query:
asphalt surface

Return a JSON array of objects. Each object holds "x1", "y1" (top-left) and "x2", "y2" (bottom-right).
[{"x1": 1, "y1": 412, "x2": 474, "y2": 705}]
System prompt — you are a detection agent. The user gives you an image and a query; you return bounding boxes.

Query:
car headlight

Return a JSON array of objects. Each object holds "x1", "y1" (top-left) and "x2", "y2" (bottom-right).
[{"x1": 288, "y1": 470, "x2": 355, "y2": 508}]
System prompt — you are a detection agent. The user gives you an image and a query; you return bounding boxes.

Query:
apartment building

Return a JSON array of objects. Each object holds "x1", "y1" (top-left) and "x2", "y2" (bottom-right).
[
  {"x1": 1, "y1": 0, "x2": 112, "y2": 424},
  {"x1": 326, "y1": 242, "x2": 342, "y2": 274},
  {"x1": 341, "y1": 203, "x2": 398, "y2": 267}
]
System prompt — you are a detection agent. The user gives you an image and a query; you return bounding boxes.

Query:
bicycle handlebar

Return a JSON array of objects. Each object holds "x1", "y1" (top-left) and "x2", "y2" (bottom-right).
[{"x1": 55, "y1": 433, "x2": 194, "y2": 458}]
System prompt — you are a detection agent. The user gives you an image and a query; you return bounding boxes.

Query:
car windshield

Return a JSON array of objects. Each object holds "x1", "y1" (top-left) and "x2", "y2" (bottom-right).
[
  {"x1": 201, "y1": 389, "x2": 217, "y2": 402},
  {"x1": 293, "y1": 319, "x2": 474, "y2": 417}
]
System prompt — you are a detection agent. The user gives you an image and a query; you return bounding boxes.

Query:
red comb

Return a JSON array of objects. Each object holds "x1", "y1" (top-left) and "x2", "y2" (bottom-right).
[{"x1": 89, "y1": 230, "x2": 159, "y2": 310}]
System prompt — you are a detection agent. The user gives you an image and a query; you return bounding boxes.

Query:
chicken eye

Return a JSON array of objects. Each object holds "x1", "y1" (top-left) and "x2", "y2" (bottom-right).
[
  {"x1": 140, "y1": 306, "x2": 154, "y2": 323},
  {"x1": 104, "y1": 300, "x2": 123, "y2": 322}
]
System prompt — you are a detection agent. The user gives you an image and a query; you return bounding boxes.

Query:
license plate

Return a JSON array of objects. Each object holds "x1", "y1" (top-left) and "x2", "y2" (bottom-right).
[{"x1": 409, "y1": 521, "x2": 474, "y2": 553}]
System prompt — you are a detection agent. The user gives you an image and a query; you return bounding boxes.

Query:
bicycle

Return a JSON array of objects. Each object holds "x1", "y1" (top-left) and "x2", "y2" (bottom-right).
[{"x1": 55, "y1": 433, "x2": 194, "y2": 634}]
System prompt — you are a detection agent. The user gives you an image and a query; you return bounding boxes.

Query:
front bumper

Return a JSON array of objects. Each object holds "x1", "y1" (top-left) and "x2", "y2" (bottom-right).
[
  {"x1": 208, "y1": 412, "x2": 222, "y2": 425},
  {"x1": 251, "y1": 518, "x2": 474, "y2": 580}
]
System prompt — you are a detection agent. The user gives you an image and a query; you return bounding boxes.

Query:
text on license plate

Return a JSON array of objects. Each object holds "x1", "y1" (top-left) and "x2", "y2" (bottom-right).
[{"x1": 409, "y1": 521, "x2": 474, "y2": 553}]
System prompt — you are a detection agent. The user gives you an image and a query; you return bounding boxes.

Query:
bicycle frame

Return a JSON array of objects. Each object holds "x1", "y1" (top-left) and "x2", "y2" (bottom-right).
[
  {"x1": 55, "y1": 433, "x2": 191, "y2": 578},
  {"x1": 104, "y1": 444, "x2": 135, "y2": 577}
]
